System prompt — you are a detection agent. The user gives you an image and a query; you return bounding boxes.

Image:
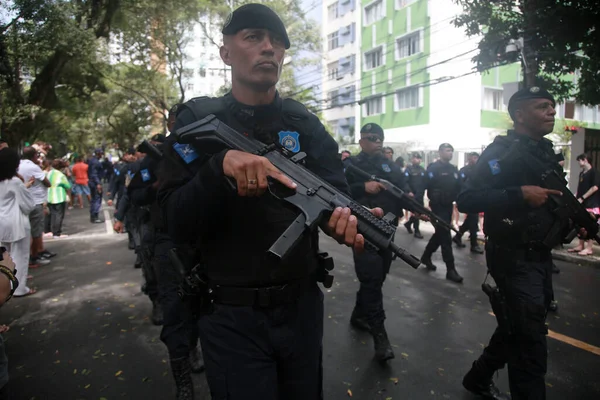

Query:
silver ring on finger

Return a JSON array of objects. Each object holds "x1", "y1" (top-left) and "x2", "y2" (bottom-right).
[{"x1": 248, "y1": 179, "x2": 257, "y2": 185}]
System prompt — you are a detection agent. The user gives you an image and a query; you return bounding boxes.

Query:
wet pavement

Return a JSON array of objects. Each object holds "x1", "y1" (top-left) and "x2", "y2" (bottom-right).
[{"x1": 1, "y1": 205, "x2": 599, "y2": 399}]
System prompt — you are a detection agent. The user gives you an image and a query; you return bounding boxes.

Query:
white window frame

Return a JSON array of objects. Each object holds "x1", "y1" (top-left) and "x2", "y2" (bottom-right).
[
  {"x1": 363, "y1": 95, "x2": 384, "y2": 116},
  {"x1": 395, "y1": 30, "x2": 423, "y2": 60},
  {"x1": 364, "y1": 46, "x2": 384, "y2": 70},
  {"x1": 394, "y1": 86, "x2": 421, "y2": 111},
  {"x1": 364, "y1": 0, "x2": 385, "y2": 26},
  {"x1": 327, "y1": 2, "x2": 339, "y2": 21},
  {"x1": 328, "y1": 31, "x2": 339, "y2": 51},
  {"x1": 482, "y1": 87, "x2": 504, "y2": 111},
  {"x1": 327, "y1": 61, "x2": 339, "y2": 80},
  {"x1": 395, "y1": 0, "x2": 417, "y2": 10}
]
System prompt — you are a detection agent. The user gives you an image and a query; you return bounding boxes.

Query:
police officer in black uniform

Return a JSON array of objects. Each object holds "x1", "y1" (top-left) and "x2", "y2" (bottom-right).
[
  {"x1": 158, "y1": 4, "x2": 380, "y2": 399},
  {"x1": 345, "y1": 123, "x2": 412, "y2": 362},
  {"x1": 453, "y1": 152, "x2": 484, "y2": 254},
  {"x1": 421, "y1": 143, "x2": 464, "y2": 283},
  {"x1": 129, "y1": 120, "x2": 205, "y2": 400},
  {"x1": 458, "y1": 87, "x2": 564, "y2": 400},
  {"x1": 404, "y1": 152, "x2": 427, "y2": 239}
]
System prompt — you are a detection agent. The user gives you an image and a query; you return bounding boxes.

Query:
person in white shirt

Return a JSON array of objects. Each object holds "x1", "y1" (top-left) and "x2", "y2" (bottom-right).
[
  {"x1": 0, "y1": 148, "x2": 38, "y2": 296},
  {"x1": 17, "y1": 147, "x2": 53, "y2": 266}
]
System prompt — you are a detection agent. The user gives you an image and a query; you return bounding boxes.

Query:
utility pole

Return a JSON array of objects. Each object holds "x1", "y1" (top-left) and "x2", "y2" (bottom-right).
[{"x1": 521, "y1": 0, "x2": 538, "y2": 88}]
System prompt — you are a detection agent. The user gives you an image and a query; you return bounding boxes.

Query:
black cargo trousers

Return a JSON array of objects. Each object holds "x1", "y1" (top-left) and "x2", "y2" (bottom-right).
[
  {"x1": 198, "y1": 281, "x2": 324, "y2": 400},
  {"x1": 352, "y1": 248, "x2": 393, "y2": 327},
  {"x1": 475, "y1": 240, "x2": 553, "y2": 400}
]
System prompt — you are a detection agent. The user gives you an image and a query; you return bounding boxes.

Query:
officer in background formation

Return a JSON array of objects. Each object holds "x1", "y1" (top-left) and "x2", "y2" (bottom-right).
[
  {"x1": 404, "y1": 152, "x2": 427, "y2": 239},
  {"x1": 345, "y1": 123, "x2": 412, "y2": 362},
  {"x1": 158, "y1": 4, "x2": 377, "y2": 399},
  {"x1": 458, "y1": 87, "x2": 564, "y2": 399},
  {"x1": 420, "y1": 143, "x2": 464, "y2": 283},
  {"x1": 87, "y1": 148, "x2": 105, "y2": 223},
  {"x1": 108, "y1": 150, "x2": 137, "y2": 250},
  {"x1": 453, "y1": 152, "x2": 484, "y2": 254},
  {"x1": 127, "y1": 114, "x2": 204, "y2": 400}
]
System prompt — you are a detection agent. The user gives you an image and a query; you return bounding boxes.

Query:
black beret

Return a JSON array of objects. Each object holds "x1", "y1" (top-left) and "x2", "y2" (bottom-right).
[
  {"x1": 222, "y1": 3, "x2": 290, "y2": 49},
  {"x1": 411, "y1": 152, "x2": 422, "y2": 159},
  {"x1": 508, "y1": 86, "x2": 555, "y2": 119},
  {"x1": 360, "y1": 123, "x2": 384, "y2": 138},
  {"x1": 439, "y1": 143, "x2": 454, "y2": 151},
  {"x1": 555, "y1": 152, "x2": 565, "y2": 162},
  {"x1": 467, "y1": 152, "x2": 480, "y2": 157}
]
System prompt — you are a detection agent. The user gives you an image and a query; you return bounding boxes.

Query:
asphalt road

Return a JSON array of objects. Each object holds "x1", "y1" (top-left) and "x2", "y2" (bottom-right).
[{"x1": 1, "y1": 206, "x2": 599, "y2": 400}]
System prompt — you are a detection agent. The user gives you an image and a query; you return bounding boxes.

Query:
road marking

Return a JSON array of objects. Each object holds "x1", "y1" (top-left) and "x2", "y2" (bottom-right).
[
  {"x1": 488, "y1": 312, "x2": 600, "y2": 356},
  {"x1": 101, "y1": 199, "x2": 113, "y2": 235}
]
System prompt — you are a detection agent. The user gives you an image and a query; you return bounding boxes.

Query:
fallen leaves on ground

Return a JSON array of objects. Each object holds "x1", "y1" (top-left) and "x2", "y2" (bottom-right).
[{"x1": 390, "y1": 377, "x2": 398, "y2": 384}]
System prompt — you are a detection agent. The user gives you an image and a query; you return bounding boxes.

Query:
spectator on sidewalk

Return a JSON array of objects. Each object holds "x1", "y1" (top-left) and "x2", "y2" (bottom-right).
[
  {"x1": 0, "y1": 148, "x2": 37, "y2": 297},
  {"x1": 71, "y1": 156, "x2": 91, "y2": 209},
  {"x1": 17, "y1": 147, "x2": 54, "y2": 266},
  {"x1": 569, "y1": 153, "x2": 600, "y2": 256},
  {"x1": 46, "y1": 160, "x2": 72, "y2": 239}
]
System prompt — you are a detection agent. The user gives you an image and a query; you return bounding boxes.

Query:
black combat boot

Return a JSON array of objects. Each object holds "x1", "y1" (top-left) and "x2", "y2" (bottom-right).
[
  {"x1": 370, "y1": 324, "x2": 394, "y2": 363},
  {"x1": 189, "y1": 346, "x2": 205, "y2": 373},
  {"x1": 404, "y1": 220, "x2": 413, "y2": 234},
  {"x1": 170, "y1": 357, "x2": 195, "y2": 400},
  {"x1": 446, "y1": 268, "x2": 464, "y2": 283},
  {"x1": 453, "y1": 233, "x2": 466, "y2": 248},
  {"x1": 463, "y1": 360, "x2": 511, "y2": 399},
  {"x1": 470, "y1": 238, "x2": 484, "y2": 254},
  {"x1": 414, "y1": 230, "x2": 424, "y2": 239},
  {"x1": 350, "y1": 307, "x2": 371, "y2": 331},
  {"x1": 151, "y1": 300, "x2": 164, "y2": 326},
  {"x1": 420, "y1": 254, "x2": 437, "y2": 271}
]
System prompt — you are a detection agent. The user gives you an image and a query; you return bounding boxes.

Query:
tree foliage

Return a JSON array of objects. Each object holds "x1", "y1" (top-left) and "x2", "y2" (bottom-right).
[{"x1": 453, "y1": 0, "x2": 600, "y2": 105}]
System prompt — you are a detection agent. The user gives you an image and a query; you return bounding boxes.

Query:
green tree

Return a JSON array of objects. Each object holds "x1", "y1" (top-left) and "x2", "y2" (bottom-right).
[{"x1": 453, "y1": 0, "x2": 599, "y2": 104}]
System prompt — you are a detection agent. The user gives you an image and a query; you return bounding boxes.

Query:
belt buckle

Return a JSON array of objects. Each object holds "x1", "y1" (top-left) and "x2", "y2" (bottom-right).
[{"x1": 256, "y1": 287, "x2": 272, "y2": 308}]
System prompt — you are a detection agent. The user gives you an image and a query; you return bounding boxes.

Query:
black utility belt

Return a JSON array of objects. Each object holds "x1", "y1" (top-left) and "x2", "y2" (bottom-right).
[
  {"x1": 210, "y1": 278, "x2": 314, "y2": 308},
  {"x1": 489, "y1": 240, "x2": 552, "y2": 262}
]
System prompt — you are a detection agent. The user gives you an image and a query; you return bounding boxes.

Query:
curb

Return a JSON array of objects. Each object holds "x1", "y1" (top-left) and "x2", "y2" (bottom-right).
[{"x1": 552, "y1": 250, "x2": 600, "y2": 268}]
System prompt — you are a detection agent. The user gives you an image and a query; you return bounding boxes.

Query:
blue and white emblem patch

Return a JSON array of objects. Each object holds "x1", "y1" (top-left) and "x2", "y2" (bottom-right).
[
  {"x1": 488, "y1": 159, "x2": 501, "y2": 175},
  {"x1": 173, "y1": 143, "x2": 199, "y2": 164},
  {"x1": 428, "y1": 172, "x2": 434, "y2": 179},
  {"x1": 382, "y1": 164, "x2": 391, "y2": 173},
  {"x1": 278, "y1": 131, "x2": 300, "y2": 153},
  {"x1": 141, "y1": 169, "x2": 151, "y2": 182}
]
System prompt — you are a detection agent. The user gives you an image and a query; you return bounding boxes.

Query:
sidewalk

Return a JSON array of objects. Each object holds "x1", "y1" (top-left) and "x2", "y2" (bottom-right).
[{"x1": 398, "y1": 219, "x2": 600, "y2": 268}]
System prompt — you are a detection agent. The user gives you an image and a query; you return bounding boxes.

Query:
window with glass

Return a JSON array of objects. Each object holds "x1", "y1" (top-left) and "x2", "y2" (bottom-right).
[
  {"x1": 396, "y1": 87, "x2": 419, "y2": 110},
  {"x1": 365, "y1": 0, "x2": 384, "y2": 25},
  {"x1": 397, "y1": 32, "x2": 421, "y2": 59},
  {"x1": 365, "y1": 47, "x2": 383, "y2": 70},
  {"x1": 364, "y1": 96, "x2": 383, "y2": 116}
]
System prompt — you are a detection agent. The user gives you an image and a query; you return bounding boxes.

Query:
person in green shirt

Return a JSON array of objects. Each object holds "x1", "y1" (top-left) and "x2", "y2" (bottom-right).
[{"x1": 46, "y1": 160, "x2": 72, "y2": 238}]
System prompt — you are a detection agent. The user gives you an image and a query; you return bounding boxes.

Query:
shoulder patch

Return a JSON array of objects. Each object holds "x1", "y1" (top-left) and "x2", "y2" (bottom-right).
[
  {"x1": 278, "y1": 131, "x2": 301, "y2": 153},
  {"x1": 488, "y1": 159, "x2": 501, "y2": 175},
  {"x1": 381, "y1": 163, "x2": 391, "y2": 173},
  {"x1": 140, "y1": 169, "x2": 151, "y2": 182},
  {"x1": 428, "y1": 171, "x2": 434, "y2": 179},
  {"x1": 173, "y1": 143, "x2": 199, "y2": 164}
]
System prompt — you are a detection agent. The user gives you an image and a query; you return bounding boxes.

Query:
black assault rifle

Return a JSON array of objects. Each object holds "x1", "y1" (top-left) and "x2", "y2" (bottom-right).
[
  {"x1": 346, "y1": 164, "x2": 459, "y2": 233},
  {"x1": 174, "y1": 114, "x2": 421, "y2": 269},
  {"x1": 137, "y1": 140, "x2": 163, "y2": 161},
  {"x1": 511, "y1": 144, "x2": 600, "y2": 245}
]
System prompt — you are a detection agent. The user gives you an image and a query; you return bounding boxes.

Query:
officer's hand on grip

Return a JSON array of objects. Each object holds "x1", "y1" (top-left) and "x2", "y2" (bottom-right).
[
  {"x1": 223, "y1": 150, "x2": 297, "y2": 197},
  {"x1": 365, "y1": 181, "x2": 386, "y2": 194},
  {"x1": 325, "y1": 206, "x2": 384, "y2": 253},
  {"x1": 521, "y1": 185, "x2": 562, "y2": 207}
]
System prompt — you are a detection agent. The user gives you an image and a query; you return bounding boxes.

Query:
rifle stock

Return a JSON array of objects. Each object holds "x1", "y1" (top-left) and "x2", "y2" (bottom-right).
[
  {"x1": 174, "y1": 114, "x2": 421, "y2": 269},
  {"x1": 346, "y1": 164, "x2": 459, "y2": 234}
]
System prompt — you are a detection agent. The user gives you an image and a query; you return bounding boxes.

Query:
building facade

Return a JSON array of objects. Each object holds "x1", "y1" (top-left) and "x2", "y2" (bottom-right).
[{"x1": 322, "y1": 0, "x2": 599, "y2": 169}]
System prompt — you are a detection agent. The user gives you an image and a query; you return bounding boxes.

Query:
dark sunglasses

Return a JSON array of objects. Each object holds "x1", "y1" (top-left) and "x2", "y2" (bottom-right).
[{"x1": 363, "y1": 135, "x2": 383, "y2": 143}]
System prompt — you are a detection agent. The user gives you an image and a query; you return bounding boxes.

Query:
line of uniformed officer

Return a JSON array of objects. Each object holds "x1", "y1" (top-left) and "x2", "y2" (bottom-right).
[
  {"x1": 403, "y1": 152, "x2": 427, "y2": 239},
  {"x1": 453, "y1": 152, "x2": 484, "y2": 254}
]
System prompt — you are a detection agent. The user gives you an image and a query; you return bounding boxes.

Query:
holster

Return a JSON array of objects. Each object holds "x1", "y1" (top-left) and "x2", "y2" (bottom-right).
[{"x1": 482, "y1": 283, "x2": 513, "y2": 336}]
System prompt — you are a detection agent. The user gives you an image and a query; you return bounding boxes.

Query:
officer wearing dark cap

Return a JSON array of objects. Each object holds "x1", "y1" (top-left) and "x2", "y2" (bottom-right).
[
  {"x1": 88, "y1": 148, "x2": 105, "y2": 223},
  {"x1": 344, "y1": 122, "x2": 412, "y2": 362},
  {"x1": 404, "y1": 152, "x2": 427, "y2": 238},
  {"x1": 420, "y1": 143, "x2": 464, "y2": 283},
  {"x1": 158, "y1": 4, "x2": 375, "y2": 399},
  {"x1": 129, "y1": 108, "x2": 205, "y2": 399},
  {"x1": 453, "y1": 152, "x2": 484, "y2": 254},
  {"x1": 457, "y1": 86, "x2": 563, "y2": 399}
]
